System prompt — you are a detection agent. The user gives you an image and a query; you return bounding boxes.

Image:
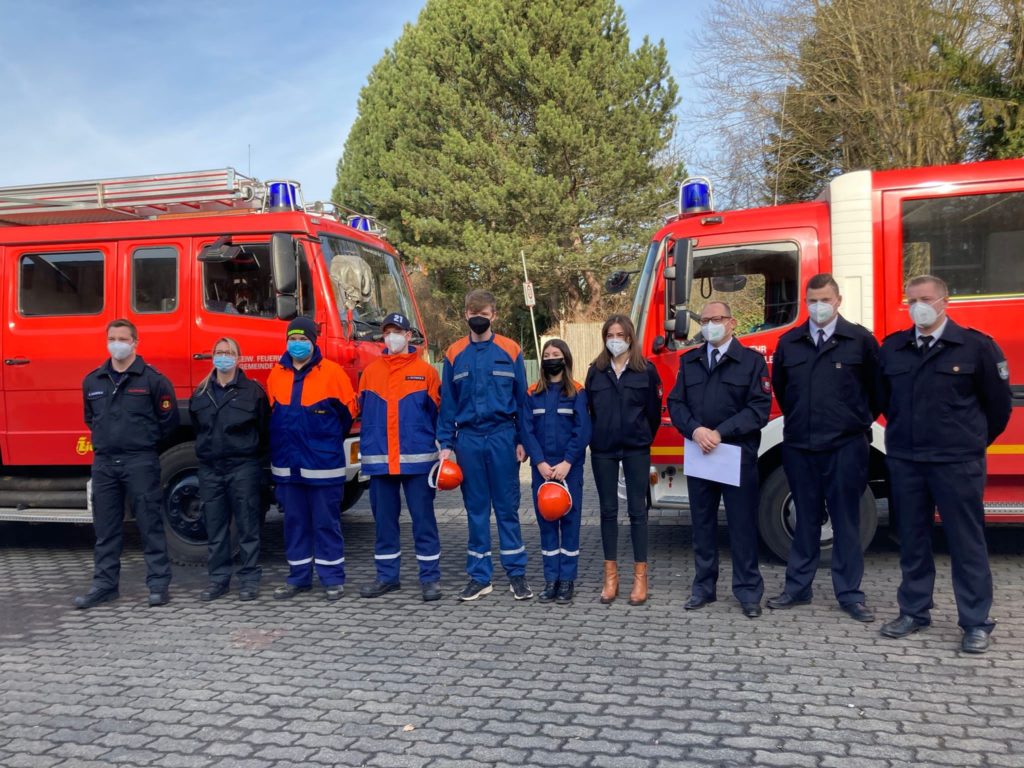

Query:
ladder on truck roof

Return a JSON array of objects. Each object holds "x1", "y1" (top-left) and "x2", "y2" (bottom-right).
[{"x1": 0, "y1": 168, "x2": 263, "y2": 227}]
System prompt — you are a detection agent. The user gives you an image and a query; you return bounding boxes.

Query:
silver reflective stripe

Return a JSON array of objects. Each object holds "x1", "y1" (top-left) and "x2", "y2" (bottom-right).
[
  {"x1": 271, "y1": 465, "x2": 290, "y2": 477},
  {"x1": 560, "y1": 548, "x2": 580, "y2": 557},
  {"x1": 541, "y1": 548, "x2": 560, "y2": 557},
  {"x1": 467, "y1": 549, "x2": 491, "y2": 559},
  {"x1": 361, "y1": 454, "x2": 388, "y2": 464},
  {"x1": 416, "y1": 553, "x2": 441, "y2": 561},
  {"x1": 300, "y1": 467, "x2": 346, "y2": 479},
  {"x1": 500, "y1": 545, "x2": 526, "y2": 555},
  {"x1": 557, "y1": 408, "x2": 573, "y2": 414},
  {"x1": 532, "y1": 408, "x2": 545, "y2": 414},
  {"x1": 315, "y1": 556, "x2": 345, "y2": 565},
  {"x1": 492, "y1": 370, "x2": 514, "y2": 378},
  {"x1": 401, "y1": 452, "x2": 438, "y2": 463},
  {"x1": 374, "y1": 552, "x2": 402, "y2": 560},
  {"x1": 453, "y1": 371, "x2": 469, "y2": 381},
  {"x1": 288, "y1": 557, "x2": 313, "y2": 566}
]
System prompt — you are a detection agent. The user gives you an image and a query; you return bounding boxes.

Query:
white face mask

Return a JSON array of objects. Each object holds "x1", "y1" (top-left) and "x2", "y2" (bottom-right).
[
  {"x1": 909, "y1": 299, "x2": 941, "y2": 328},
  {"x1": 384, "y1": 332, "x2": 408, "y2": 354},
  {"x1": 701, "y1": 322, "x2": 726, "y2": 344},
  {"x1": 108, "y1": 341, "x2": 134, "y2": 361},
  {"x1": 606, "y1": 338, "x2": 629, "y2": 358},
  {"x1": 807, "y1": 301, "x2": 835, "y2": 326}
]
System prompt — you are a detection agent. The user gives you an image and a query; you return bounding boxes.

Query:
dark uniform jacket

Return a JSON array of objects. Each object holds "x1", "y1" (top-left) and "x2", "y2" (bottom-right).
[
  {"x1": 585, "y1": 361, "x2": 661, "y2": 457},
  {"x1": 668, "y1": 339, "x2": 771, "y2": 461},
  {"x1": 880, "y1": 319, "x2": 1012, "y2": 462},
  {"x1": 772, "y1": 316, "x2": 883, "y2": 451},
  {"x1": 188, "y1": 368, "x2": 270, "y2": 465},
  {"x1": 82, "y1": 355, "x2": 179, "y2": 457}
]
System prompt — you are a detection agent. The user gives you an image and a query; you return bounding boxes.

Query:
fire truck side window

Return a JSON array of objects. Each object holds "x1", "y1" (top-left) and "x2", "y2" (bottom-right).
[
  {"x1": 18, "y1": 251, "x2": 104, "y2": 316},
  {"x1": 684, "y1": 242, "x2": 800, "y2": 341},
  {"x1": 132, "y1": 246, "x2": 178, "y2": 313},
  {"x1": 202, "y1": 244, "x2": 276, "y2": 318},
  {"x1": 902, "y1": 190, "x2": 1024, "y2": 299}
]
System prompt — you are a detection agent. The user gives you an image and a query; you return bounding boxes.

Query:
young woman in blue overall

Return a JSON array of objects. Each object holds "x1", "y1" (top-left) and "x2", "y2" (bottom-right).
[{"x1": 521, "y1": 339, "x2": 592, "y2": 604}]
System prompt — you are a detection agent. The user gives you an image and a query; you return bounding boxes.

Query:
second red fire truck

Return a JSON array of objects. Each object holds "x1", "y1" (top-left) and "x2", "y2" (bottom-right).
[{"x1": 611, "y1": 157, "x2": 1024, "y2": 561}]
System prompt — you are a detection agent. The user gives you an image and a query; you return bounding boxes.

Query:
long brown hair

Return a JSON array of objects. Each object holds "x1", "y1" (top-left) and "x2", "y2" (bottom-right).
[
  {"x1": 533, "y1": 338, "x2": 578, "y2": 398},
  {"x1": 592, "y1": 314, "x2": 647, "y2": 372},
  {"x1": 196, "y1": 337, "x2": 241, "y2": 395}
]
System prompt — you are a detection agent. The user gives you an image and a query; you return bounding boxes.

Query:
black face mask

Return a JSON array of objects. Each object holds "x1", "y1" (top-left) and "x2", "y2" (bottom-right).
[
  {"x1": 467, "y1": 316, "x2": 491, "y2": 335},
  {"x1": 542, "y1": 359, "x2": 566, "y2": 376}
]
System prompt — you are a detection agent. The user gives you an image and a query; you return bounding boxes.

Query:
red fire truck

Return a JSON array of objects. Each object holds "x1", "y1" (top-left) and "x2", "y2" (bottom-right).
[
  {"x1": 610, "y1": 157, "x2": 1024, "y2": 561},
  {"x1": 0, "y1": 169, "x2": 425, "y2": 563}
]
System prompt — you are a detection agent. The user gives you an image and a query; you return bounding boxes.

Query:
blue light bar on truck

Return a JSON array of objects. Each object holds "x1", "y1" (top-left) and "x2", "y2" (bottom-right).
[
  {"x1": 679, "y1": 177, "x2": 714, "y2": 214},
  {"x1": 267, "y1": 181, "x2": 301, "y2": 212}
]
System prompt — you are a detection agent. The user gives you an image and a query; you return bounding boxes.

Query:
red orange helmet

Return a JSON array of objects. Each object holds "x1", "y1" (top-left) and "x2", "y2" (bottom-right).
[
  {"x1": 428, "y1": 458, "x2": 463, "y2": 491},
  {"x1": 536, "y1": 480, "x2": 572, "y2": 521}
]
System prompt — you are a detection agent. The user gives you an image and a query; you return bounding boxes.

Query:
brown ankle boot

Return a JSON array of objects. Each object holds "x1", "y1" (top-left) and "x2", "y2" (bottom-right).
[
  {"x1": 599, "y1": 560, "x2": 619, "y2": 604},
  {"x1": 628, "y1": 562, "x2": 648, "y2": 606}
]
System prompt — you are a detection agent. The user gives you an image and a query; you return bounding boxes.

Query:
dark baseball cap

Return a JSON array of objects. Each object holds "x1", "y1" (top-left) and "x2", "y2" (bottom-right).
[{"x1": 382, "y1": 312, "x2": 411, "y2": 332}]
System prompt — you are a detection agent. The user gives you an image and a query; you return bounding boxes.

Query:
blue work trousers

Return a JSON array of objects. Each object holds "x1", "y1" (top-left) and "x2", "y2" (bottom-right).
[
  {"x1": 532, "y1": 467, "x2": 583, "y2": 582},
  {"x1": 456, "y1": 427, "x2": 527, "y2": 583},
  {"x1": 686, "y1": 458, "x2": 764, "y2": 604},
  {"x1": 369, "y1": 473, "x2": 441, "y2": 584},
  {"x1": 276, "y1": 482, "x2": 345, "y2": 587},
  {"x1": 888, "y1": 457, "x2": 993, "y2": 632},
  {"x1": 782, "y1": 436, "x2": 868, "y2": 606}
]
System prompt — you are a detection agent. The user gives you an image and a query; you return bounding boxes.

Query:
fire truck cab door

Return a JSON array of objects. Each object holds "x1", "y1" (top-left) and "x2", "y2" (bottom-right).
[
  {"x1": 116, "y1": 239, "x2": 192, "y2": 420},
  {"x1": 2, "y1": 242, "x2": 117, "y2": 465}
]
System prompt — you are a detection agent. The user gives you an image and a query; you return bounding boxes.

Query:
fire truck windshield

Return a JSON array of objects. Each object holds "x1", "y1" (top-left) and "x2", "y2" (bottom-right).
[
  {"x1": 629, "y1": 240, "x2": 660, "y2": 338},
  {"x1": 318, "y1": 234, "x2": 420, "y2": 342}
]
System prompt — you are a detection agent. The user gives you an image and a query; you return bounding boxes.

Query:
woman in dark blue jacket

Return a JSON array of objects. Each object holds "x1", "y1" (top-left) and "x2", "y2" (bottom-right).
[
  {"x1": 188, "y1": 337, "x2": 270, "y2": 602},
  {"x1": 521, "y1": 339, "x2": 591, "y2": 604},
  {"x1": 585, "y1": 315, "x2": 661, "y2": 606}
]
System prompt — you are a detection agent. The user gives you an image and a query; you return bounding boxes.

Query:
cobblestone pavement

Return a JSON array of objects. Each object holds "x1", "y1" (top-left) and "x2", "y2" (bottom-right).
[{"x1": 2, "y1": 468, "x2": 1023, "y2": 768}]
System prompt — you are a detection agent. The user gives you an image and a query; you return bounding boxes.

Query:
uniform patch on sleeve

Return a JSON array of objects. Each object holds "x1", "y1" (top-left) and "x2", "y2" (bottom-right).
[
  {"x1": 997, "y1": 360, "x2": 1009, "y2": 380},
  {"x1": 761, "y1": 376, "x2": 772, "y2": 394},
  {"x1": 160, "y1": 397, "x2": 173, "y2": 411}
]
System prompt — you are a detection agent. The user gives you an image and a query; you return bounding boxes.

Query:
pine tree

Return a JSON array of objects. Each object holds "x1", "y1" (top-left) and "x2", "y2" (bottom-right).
[{"x1": 334, "y1": 0, "x2": 678, "y2": 353}]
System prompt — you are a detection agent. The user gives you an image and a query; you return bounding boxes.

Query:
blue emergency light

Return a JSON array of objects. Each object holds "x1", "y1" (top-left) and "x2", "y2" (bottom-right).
[
  {"x1": 348, "y1": 216, "x2": 371, "y2": 231},
  {"x1": 268, "y1": 181, "x2": 300, "y2": 212},
  {"x1": 679, "y1": 177, "x2": 714, "y2": 214}
]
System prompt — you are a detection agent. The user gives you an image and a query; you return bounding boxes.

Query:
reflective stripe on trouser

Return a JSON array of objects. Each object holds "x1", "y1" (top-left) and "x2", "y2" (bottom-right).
[
  {"x1": 532, "y1": 466, "x2": 583, "y2": 582},
  {"x1": 457, "y1": 427, "x2": 526, "y2": 583},
  {"x1": 369, "y1": 473, "x2": 441, "y2": 584},
  {"x1": 782, "y1": 437, "x2": 868, "y2": 605},
  {"x1": 276, "y1": 482, "x2": 346, "y2": 587},
  {"x1": 685, "y1": 458, "x2": 764, "y2": 604}
]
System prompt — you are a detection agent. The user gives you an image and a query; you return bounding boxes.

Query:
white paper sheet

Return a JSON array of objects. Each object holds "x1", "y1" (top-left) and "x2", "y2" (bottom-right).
[{"x1": 683, "y1": 438, "x2": 742, "y2": 487}]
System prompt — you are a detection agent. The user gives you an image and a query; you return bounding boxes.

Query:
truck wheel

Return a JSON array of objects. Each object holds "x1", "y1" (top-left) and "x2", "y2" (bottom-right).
[
  {"x1": 341, "y1": 480, "x2": 365, "y2": 513},
  {"x1": 159, "y1": 442, "x2": 207, "y2": 566},
  {"x1": 757, "y1": 466, "x2": 878, "y2": 564}
]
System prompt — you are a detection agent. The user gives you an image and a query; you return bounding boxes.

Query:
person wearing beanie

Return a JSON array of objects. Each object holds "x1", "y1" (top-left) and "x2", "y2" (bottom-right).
[{"x1": 266, "y1": 315, "x2": 358, "y2": 601}]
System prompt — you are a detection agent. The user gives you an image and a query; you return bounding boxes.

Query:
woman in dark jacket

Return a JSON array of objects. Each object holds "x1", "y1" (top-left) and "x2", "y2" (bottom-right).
[
  {"x1": 188, "y1": 337, "x2": 270, "y2": 602},
  {"x1": 585, "y1": 314, "x2": 661, "y2": 606}
]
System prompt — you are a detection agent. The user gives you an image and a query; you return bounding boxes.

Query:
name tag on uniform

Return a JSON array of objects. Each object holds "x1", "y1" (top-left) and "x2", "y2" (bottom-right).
[
  {"x1": 835, "y1": 362, "x2": 842, "y2": 369},
  {"x1": 406, "y1": 375, "x2": 425, "y2": 381}
]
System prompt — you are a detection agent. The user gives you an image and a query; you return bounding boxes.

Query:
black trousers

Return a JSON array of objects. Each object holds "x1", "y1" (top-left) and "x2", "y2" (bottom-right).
[
  {"x1": 782, "y1": 436, "x2": 868, "y2": 605},
  {"x1": 686, "y1": 458, "x2": 763, "y2": 604},
  {"x1": 199, "y1": 460, "x2": 263, "y2": 587},
  {"x1": 591, "y1": 451, "x2": 649, "y2": 562},
  {"x1": 888, "y1": 456, "x2": 993, "y2": 632},
  {"x1": 90, "y1": 454, "x2": 170, "y2": 591}
]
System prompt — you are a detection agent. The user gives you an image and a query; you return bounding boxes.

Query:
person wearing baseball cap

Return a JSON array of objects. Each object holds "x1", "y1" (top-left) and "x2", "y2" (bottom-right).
[
  {"x1": 266, "y1": 315, "x2": 358, "y2": 601},
  {"x1": 358, "y1": 312, "x2": 444, "y2": 601}
]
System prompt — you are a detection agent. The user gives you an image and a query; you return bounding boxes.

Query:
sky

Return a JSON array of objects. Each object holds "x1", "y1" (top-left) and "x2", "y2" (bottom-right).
[{"x1": 0, "y1": 0, "x2": 715, "y2": 204}]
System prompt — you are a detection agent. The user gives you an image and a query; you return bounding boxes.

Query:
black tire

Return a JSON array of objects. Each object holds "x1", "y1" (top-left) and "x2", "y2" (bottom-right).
[
  {"x1": 757, "y1": 465, "x2": 878, "y2": 564},
  {"x1": 341, "y1": 480, "x2": 365, "y2": 513},
  {"x1": 159, "y1": 442, "x2": 207, "y2": 566}
]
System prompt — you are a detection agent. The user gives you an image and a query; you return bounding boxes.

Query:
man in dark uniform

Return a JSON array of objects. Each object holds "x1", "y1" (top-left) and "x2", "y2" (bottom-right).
[
  {"x1": 767, "y1": 274, "x2": 883, "y2": 622},
  {"x1": 74, "y1": 319, "x2": 180, "y2": 609},
  {"x1": 668, "y1": 301, "x2": 771, "y2": 618},
  {"x1": 879, "y1": 275, "x2": 1011, "y2": 654}
]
